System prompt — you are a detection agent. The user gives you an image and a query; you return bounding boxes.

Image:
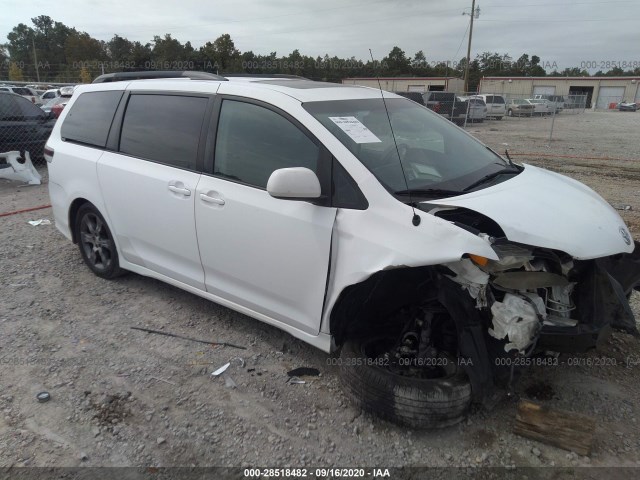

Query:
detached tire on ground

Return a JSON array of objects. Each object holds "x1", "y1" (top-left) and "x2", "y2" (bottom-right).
[{"x1": 339, "y1": 337, "x2": 472, "y2": 429}]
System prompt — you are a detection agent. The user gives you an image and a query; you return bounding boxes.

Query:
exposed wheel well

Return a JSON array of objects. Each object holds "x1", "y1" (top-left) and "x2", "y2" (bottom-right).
[{"x1": 329, "y1": 266, "x2": 441, "y2": 347}]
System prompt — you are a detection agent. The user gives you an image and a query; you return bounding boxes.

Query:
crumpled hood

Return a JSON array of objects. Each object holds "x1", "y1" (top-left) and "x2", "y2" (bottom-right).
[{"x1": 422, "y1": 164, "x2": 634, "y2": 259}]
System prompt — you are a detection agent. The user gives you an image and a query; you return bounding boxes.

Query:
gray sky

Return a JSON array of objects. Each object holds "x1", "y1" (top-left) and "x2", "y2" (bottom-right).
[{"x1": 2, "y1": 0, "x2": 638, "y2": 73}]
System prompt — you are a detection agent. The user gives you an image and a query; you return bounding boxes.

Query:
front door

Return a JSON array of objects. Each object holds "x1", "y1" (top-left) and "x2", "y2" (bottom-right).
[{"x1": 195, "y1": 98, "x2": 335, "y2": 334}]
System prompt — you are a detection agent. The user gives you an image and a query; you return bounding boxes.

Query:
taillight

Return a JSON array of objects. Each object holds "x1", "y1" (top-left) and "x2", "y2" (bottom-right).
[
  {"x1": 44, "y1": 144, "x2": 54, "y2": 163},
  {"x1": 51, "y1": 104, "x2": 65, "y2": 118},
  {"x1": 434, "y1": 102, "x2": 441, "y2": 113}
]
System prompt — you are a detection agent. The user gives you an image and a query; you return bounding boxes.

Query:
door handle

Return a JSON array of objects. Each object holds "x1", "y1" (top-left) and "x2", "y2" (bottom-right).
[
  {"x1": 200, "y1": 193, "x2": 225, "y2": 205},
  {"x1": 168, "y1": 185, "x2": 191, "y2": 196}
]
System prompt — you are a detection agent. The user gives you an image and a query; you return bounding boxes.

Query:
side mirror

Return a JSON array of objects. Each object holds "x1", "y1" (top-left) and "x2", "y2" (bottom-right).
[{"x1": 266, "y1": 167, "x2": 321, "y2": 200}]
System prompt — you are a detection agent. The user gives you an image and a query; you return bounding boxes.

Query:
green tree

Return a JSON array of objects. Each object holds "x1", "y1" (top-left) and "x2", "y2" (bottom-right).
[{"x1": 383, "y1": 46, "x2": 411, "y2": 75}]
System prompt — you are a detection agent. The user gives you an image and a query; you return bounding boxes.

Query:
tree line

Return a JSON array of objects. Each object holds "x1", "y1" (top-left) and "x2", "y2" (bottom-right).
[{"x1": 2, "y1": 16, "x2": 639, "y2": 89}]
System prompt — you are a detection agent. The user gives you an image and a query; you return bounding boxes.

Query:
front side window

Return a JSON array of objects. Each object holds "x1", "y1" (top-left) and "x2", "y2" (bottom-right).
[
  {"x1": 214, "y1": 100, "x2": 319, "y2": 188},
  {"x1": 304, "y1": 98, "x2": 515, "y2": 197},
  {"x1": 120, "y1": 94, "x2": 208, "y2": 170}
]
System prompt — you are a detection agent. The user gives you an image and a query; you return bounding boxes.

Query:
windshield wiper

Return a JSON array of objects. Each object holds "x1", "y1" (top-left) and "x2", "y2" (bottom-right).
[
  {"x1": 462, "y1": 166, "x2": 522, "y2": 192},
  {"x1": 394, "y1": 188, "x2": 466, "y2": 199}
]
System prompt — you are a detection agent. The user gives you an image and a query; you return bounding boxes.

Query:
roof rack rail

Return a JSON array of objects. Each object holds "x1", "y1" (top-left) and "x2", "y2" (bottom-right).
[
  {"x1": 223, "y1": 73, "x2": 310, "y2": 80},
  {"x1": 92, "y1": 71, "x2": 228, "y2": 83}
]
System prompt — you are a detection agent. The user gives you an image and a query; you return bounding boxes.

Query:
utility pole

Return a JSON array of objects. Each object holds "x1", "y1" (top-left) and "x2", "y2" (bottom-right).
[
  {"x1": 463, "y1": 1, "x2": 480, "y2": 93},
  {"x1": 32, "y1": 37, "x2": 40, "y2": 83}
]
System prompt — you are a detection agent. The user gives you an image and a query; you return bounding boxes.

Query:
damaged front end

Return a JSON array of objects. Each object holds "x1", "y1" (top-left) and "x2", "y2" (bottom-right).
[
  {"x1": 331, "y1": 214, "x2": 639, "y2": 411},
  {"x1": 435, "y1": 229, "x2": 639, "y2": 405}
]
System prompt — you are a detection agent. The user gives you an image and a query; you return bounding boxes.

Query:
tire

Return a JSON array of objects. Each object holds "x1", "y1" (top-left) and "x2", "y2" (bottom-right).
[
  {"x1": 75, "y1": 203, "x2": 124, "y2": 279},
  {"x1": 339, "y1": 336, "x2": 472, "y2": 429},
  {"x1": 507, "y1": 109, "x2": 513, "y2": 117}
]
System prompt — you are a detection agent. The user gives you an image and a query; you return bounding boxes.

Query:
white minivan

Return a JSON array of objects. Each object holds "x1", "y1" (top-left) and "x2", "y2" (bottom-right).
[
  {"x1": 474, "y1": 94, "x2": 507, "y2": 120},
  {"x1": 46, "y1": 73, "x2": 638, "y2": 428}
]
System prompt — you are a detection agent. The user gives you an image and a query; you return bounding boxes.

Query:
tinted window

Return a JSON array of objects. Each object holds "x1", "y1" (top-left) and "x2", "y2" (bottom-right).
[
  {"x1": 13, "y1": 95, "x2": 45, "y2": 117},
  {"x1": 492, "y1": 96, "x2": 505, "y2": 104},
  {"x1": 120, "y1": 94, "x2": 208, "y2": 170},
  {"x1": 13, "y1": 88, "x2": 32, "y2": 96},
  {"x1": 62, "y1": 91, "x2": 124, "y2": 148},
  {"x1": 0, "y1": 94, "x2": 43, "y2": 120},
  {"x1": 214, "y1": 100, "x2": 319, "y2": 188}
]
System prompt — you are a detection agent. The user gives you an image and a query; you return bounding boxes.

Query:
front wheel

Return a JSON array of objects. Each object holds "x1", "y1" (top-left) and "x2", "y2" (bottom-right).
[
  {"x1": 339, "y1": 337, "x2": 472, "y2": 428},
  {"x1": 75, "y1": 203, "x2": 124, "y2": 279}
]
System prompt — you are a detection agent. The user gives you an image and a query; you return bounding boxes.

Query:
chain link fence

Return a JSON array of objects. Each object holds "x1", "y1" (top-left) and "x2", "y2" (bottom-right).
[{"x1": 0, "y1": 89, "x2": 57, "y2": 170}]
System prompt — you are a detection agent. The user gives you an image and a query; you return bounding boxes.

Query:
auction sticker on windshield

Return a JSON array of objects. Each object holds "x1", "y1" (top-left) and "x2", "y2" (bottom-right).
[{"x1": 329, "y1": 116, "x2": 382, "y2": 144}]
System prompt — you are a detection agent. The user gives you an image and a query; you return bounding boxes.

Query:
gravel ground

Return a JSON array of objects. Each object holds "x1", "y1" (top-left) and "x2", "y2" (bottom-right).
[{"x1": 1, "y1": 110, "x2": 639, "y2": 474}]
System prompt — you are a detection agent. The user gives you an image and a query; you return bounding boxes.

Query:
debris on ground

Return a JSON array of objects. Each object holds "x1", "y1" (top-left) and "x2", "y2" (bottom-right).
[
  {"x1": 0, "y1": 151, "x2": 41, "y2": 185},
  {"x1": 211, "y1": 362, "x2": 230, "y2": 377},
  {"x1": 287, "y1": 367, "x2": 320, "y2": 377},
  {"x1": 514, "y1": 399, "x2": 596, "y2": 456},
  {"x1": 27, "y1": 219, "x2": 51, "y2": 226},
  {"x1": 130, "y1": 326, "x2": 246, "y2": 349}
]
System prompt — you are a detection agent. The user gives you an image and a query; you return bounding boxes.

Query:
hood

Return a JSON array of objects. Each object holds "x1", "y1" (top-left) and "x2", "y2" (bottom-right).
[{"x1": 422, "y1": 164, "x2": 634, "y2": 259}]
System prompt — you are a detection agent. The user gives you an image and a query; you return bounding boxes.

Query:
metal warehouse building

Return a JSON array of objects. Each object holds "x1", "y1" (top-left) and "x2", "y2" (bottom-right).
[
  {"x1": 479, "y1": 76, "x2": 640, "y2": 109},
  {"x1": 341, "y1": 77, "x2": 465, "y2": 93}
]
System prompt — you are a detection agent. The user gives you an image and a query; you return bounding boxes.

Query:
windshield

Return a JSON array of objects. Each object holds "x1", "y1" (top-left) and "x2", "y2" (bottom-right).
[{"x1": 303, "y1": 98, "x2": 510, "y2": 195}]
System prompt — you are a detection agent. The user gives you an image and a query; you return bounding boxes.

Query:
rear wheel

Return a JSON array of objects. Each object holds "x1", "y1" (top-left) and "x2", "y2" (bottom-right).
[
  {"x1": 339, "y1": 336, "x2": 472, "y2": 428},
  {"x1": 507, "y1": 109, "x2": 513, "y2": 117},
  {"x1": 75, "y1": 204, "x2": 124, "y2": 279}
]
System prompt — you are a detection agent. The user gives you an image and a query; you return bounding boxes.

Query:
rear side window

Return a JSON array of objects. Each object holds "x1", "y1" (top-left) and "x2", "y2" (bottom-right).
[
  {"x1": 491, "y1": 96, "x2": 505, "y2": 104},
  {"x1": 12, "y1": 87, "x2": 32, "y2": 96},
  {"x1": 62, "y1": 91, "x2": 123, "y2": 148},
  {"x1": 119, "y1": 94, "x2": 208, "y2": 170},
  {"x1": 213, "y1": 100, "x2": 319, "y2": 188}
]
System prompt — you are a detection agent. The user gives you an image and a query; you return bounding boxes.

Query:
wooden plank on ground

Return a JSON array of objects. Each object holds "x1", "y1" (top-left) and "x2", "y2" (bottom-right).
[{"x1": 514, "y1": 399, "x2": 596, "y2": 456}]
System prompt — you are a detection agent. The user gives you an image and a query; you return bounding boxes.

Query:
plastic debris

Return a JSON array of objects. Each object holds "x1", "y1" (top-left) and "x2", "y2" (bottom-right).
[
  {"x1": 224, "y1": 374, "x2": 237, "y2": 388},
  {"x1": 287, "y1": 367, "x2": 320, "y2": 377},
  {"x1": 211, "y1": 362, "x2": 230, "y2": 376},
  {"x1": 489, "y1": 294, "x2": 540, "y2": 352},
  {"x1": 612, "y1": 204, "x2": 632, "y2": 211},
  {"x1": 287, "y1": 377, "x2": 306, "y2": 384},
  {"x1": 0, "y1": 151, "x2": 41, "y2": 185},
  {"x1": 28, "y1": 219, "x2": 51, "y2": 226},
  {"x1": 230, "y1": 357, "x2": 245, "y2": 368}
]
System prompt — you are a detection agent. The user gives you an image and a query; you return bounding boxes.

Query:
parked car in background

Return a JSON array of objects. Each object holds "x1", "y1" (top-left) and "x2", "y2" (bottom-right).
[
  {"x1": 41, "y1": 89, "x2": 62, "y2": 101},
  {"x1": 459, "y1": 96, "x2": 487, "y2": 122},
  {"x1": 617, "y1": 101, "x2": 638, "y2": 112},
  {"x1": 0, "y1": 86, "x2": 42, "y2": 106},
  {"x1": 423, "y1": 91, "x2": 468, "y2": 125},
  {"x1": 506, "y1": 99, "x2": 535, "y2": 117},
  {"x1": 41, "y1": 86, "x2": 75, "y2": 118},
  {"x1": 394, "y1": 91, "x2": 426, "y2": 105},
  {"x1": 0, "y1": 91, "x2": 56, "y2": 160},
  {"x1": 474, "y1": 94, "x2": 506, "y2": 120},
  {"x1": 533, "y1": 94, "x2": 565, "y2": 113},
  {"x1": 525, "y1": 98, "x2": 554, "y2": 115}
]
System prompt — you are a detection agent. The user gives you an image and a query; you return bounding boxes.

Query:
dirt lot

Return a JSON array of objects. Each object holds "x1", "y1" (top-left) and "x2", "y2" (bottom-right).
[{"x1": 1, "y1": 110, "x2": 639, "y2": 475}]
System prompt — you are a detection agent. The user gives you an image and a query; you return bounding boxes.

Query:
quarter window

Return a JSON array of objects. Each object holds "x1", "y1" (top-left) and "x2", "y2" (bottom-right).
[
  {"x1": 213, "y1": 100, "x2": 319, "y2": 188},
  {"x1": 62, "y1": 91, "x2": 123, "y2": 148},
  {"x1": 120, "y1": 94, "x2": 208, "y2": 170}
]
